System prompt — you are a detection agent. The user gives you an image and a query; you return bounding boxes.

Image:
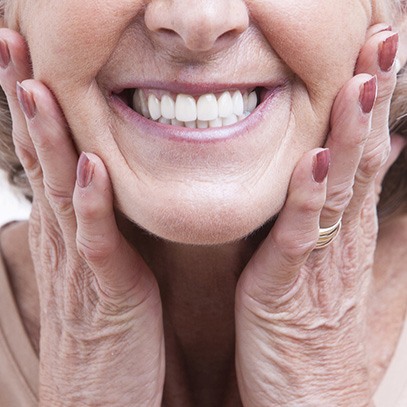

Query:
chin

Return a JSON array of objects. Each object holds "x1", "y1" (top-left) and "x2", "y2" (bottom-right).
[{"x1": 117, "y1": 189, "x2": 284, "y2": 245}]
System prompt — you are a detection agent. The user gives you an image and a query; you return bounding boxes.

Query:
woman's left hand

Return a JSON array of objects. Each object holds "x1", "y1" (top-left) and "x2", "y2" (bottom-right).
[{"x1": 235, "y1": 25, "x2": 401, "y2": 407}]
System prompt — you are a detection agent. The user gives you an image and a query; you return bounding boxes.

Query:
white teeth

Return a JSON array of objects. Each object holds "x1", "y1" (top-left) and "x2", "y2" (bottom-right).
[
  {"x1": 176, "y1": 94, "x2": 197, "y2": 122},
  {"x1": 197, "y1": 93, "x2": 218, "y2": 121},
  {"x1": 218, "y1": 91, "x2": 234, "y2": 118},
  {"x1": 232, "y1": 91, "x2": 244, "y2": 116},
  {"x1": 247, "y1": 91, "x2": 258, "y2": 112},
  {"x1": 133, "y1": 89, "x2": 150, "y2": 118},
  {"x1": 197, "y1": 120, "x2": 209, "y2": 129},
  {"x1": 242, "y1": 92, "x2": 249, "y2": 111},
  {"x1": 161, "y1": 95, "x2": 176, "y2": 119},
  {"x1": 148, "y1": 94, "x2": 161, "y2": 120},
  {"x1": 171, "y1": 118, "x2": 183, "y2": 126},
  {"x1": 132, "y1": 89, "x2": 259, "y2": 128},
  {"x1": 158, "y1": 117, "x2": 171, "y2": 124},
  {"x1": 185, "y1": 120, "x2": 197, "y2": 128},
  {"x1": 238, "y1": 112, "x2": 250, "y2": 121},
  {"x1": 209, "y1": 117, "x2": 223, "y2": 128},
  {"x1": 222, "y1": 114, "x2": 238, "y2": 126}
]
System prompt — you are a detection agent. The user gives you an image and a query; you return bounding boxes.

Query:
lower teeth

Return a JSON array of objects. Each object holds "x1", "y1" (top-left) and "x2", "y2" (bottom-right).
[{"x1": 153, "y1": 112, "x2": 251, "y2": 128}]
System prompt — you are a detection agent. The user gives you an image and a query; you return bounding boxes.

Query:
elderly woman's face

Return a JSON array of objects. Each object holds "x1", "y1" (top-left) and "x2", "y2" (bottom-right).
[{"x1": 18, "y1": 0, "x2": 379, "y2": 243}]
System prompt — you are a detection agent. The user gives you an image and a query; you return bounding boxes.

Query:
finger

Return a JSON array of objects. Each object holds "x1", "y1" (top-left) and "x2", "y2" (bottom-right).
[
  {"x1": 365, "y1": 23, "x2": 392, "y2": 40},
  {"x1": 17, "y1": 80, "x2": 78, "y2": 236},
  {"x1": 238, "y1": 148, "x2": 329, "y2": 304},
  {"x1": 0, "y1": 29, "x2": 33, "y2": 153},
  {"x1": 350, "y1": 31, "x2": 399, "y2": 212},
  {"x1": 319, "y1": 74, "x2": 376, "y2": 228},
  {"x1": 73, "y1": 153, "x2": 156, "y2": 300}
]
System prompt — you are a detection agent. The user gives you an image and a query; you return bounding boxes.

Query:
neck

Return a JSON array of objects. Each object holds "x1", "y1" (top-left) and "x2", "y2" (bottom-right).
[{"x1": 117, "y1": 214, "x2": 269, "y2": 406}]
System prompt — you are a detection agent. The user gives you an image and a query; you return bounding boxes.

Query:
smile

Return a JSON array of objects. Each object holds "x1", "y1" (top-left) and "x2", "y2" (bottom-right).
[
  {"x1": 116, "y1": 86, "x2": 272, "y2": 129},
  {"x1": 111, "y1": 82, "x2": 287, "y2": 142},
  {"x1": 130, "y1": 88, "x2": 260, "y2": 128}
]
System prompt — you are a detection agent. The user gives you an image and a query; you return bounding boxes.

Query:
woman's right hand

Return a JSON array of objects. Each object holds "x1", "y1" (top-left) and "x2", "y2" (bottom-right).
[{"x1": 0, "y1": 29, "x2": 165, "y2": 406}]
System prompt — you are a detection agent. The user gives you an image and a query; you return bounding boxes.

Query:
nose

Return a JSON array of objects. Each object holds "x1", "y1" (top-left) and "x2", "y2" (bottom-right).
[{"x1": 144, "y1": 0, "x2": 249, "y2": 53}]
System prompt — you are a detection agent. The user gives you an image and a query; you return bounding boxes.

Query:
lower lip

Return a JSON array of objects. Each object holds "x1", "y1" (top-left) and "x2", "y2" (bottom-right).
[{"x1": 110, "y1": 85, "x2": 286, "y2": 143}]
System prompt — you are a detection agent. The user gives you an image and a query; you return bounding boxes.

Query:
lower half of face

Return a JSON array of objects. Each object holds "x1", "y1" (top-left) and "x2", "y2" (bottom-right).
[
  {"x1": 22, "y1": 0, "x2": 372, "y2": 244},
  {"x1": 53, "y1": 80, "x2": 329, "y2": 245}
]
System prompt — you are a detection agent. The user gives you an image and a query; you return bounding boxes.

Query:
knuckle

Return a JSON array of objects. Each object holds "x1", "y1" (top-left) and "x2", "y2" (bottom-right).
[
  {"x1": 298, "y1": 195, "x2": 325, "y2": 214},
  {"x1": 41, "y1": 226, "x2": 66, "y2": 271},
  {"x1": 376, "y1": 80, "x2": 396, "y2": 104},
  {"x1": 44, "y1": 180, "x2": 73, "y2": 218},
  {"x1": 325, "y1": 186, "x2": 354, "y2": 215},
  {"x1": 76, "y1": 233, "x2": 119, "y2": 266},
  {"x1": 358, "y1": 144, "x2": 390, "y2": 181},
  {"x1": 75, "y1": 195, "x2": 105, "y2": 220},
  {"x1": 273, "y1": 230, "x2": 316, "y2": 260}
]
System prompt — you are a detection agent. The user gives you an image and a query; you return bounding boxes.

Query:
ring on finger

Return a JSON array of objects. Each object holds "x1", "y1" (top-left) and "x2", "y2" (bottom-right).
[{"x1": 315, "y1": 218, "x2": 342, "y2": 249}]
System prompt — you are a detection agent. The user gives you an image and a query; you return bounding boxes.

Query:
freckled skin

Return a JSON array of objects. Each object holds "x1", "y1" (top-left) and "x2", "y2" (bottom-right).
[{"x1": 17, "y1": 0, "x2": 374, "y2": 244}]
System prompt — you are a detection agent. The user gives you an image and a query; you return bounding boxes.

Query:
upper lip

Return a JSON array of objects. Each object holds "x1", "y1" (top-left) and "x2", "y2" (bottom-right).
[{"x1": 109, "y1": 80, "x2": 285, "y2": 96}]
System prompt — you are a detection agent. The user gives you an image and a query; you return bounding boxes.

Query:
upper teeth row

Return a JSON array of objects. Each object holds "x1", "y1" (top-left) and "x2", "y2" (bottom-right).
[{"x1": 133, "y1": 89, "x2": 258, "y2": 124}]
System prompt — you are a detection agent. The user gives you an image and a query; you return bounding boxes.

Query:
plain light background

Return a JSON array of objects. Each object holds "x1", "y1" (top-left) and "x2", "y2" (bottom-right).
[{"x1": 0, "y1": 172, "x2": 31, "y2": 226}]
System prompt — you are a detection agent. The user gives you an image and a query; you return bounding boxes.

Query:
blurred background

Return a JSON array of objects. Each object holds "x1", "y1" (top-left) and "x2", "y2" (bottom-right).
[{"x1": 0, "y1": 172, "x2": 31, "y2": 226}]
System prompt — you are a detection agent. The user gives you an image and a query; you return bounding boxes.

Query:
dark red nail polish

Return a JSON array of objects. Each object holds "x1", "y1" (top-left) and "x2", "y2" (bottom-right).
[
  {"x1": 16, "y1": 82, "x2": 36, "y2": 119},
  {"x1": 359, "y1": 76, "x2": 377, "y2": 114},
  {"x1": 0, "y1": 39, "x2": 10, "y2": 69},
  {"x1": 77, "y1": 152, "x2": 94, "y2": 188},
  {"x1": 313, "y1": 149, "x2": 330, "y2": 183},
  {"x1": 379, "y1": 33, "x2": 399, "y2": 72}
]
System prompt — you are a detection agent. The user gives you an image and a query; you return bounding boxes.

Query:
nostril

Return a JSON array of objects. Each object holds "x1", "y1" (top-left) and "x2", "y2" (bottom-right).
[
  {"x1": 218, "y1": 29, "x2": 240, "y2": 42},
  {"x1": 158, "y1": 28, "x2": 179, "y2": 38}
]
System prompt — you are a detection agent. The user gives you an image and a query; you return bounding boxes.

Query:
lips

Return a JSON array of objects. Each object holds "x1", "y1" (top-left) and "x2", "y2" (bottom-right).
[
  {"x1": 110, "y1": 81, "x2": 287, "y2": 142},
  {"x1": 113, "y1": 84, "x2": 279, "y2": 128}
]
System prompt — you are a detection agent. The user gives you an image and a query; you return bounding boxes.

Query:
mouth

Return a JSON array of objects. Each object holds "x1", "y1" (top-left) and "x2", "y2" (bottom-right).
[{"x1": 115, "y1": 86, "x2": 267, "y2": 129}]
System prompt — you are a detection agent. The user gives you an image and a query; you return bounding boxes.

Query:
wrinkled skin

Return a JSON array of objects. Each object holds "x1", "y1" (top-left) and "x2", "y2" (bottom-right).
[{"x1": 0, "y1": 0, "x2": 406, "y2": 405}]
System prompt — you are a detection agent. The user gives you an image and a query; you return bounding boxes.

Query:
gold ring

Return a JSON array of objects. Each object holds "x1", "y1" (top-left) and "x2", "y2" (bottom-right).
[{"x1": 315, "y1": 218, "x2": 342, "y2": 249}]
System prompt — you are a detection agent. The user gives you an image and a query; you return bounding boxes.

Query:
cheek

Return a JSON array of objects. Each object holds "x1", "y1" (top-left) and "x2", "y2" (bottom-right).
[
  {"x1": 249, "y1": 0, "x2": 370, "y2": 101},
  {"x1": 22, "y1": 0, "x2": 143, "y2": 86}
]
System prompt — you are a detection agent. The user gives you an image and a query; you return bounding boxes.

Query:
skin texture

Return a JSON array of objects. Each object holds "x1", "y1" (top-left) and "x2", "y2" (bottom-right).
[
  {"x1": 10, "y1": 0, "x2": 390, "y2": 244},
  {"x1": 0, "y1": 0, "x2": 406, "y2": 406}
]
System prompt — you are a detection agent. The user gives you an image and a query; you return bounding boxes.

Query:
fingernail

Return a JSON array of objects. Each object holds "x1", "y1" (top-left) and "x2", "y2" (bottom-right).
[
  {"x1": 379, "y1": 33, "x2": 399, "y2": 72},
  {"x1": 16, "y1": 82, "x2": 36, "y2": 119},
  {"x1": 0, "y1": 39, "x2": 10, "y2": 69},
  {"x1": 313, "y1": 149, "x2": 330, "y2": 183},
  {"x1": 77, "y1": 152, "x2": 95, "y2": 188},
  {"x1": 359, "y1": 76, "x2": 377, "y2": 114}
]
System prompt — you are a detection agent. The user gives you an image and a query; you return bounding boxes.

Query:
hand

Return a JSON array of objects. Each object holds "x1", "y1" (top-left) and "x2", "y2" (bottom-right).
[
  {"x1": 0, "y1": 29, "x2": 165, "y2": 406},
  {"x1": 235, "y1": 25, "x2": 400, "y2": 407}
]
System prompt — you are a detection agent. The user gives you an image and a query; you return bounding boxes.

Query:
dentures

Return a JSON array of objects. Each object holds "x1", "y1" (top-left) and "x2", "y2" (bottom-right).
[{"x1": 132, "y1": 89, "x2": 259, "y2": 128}]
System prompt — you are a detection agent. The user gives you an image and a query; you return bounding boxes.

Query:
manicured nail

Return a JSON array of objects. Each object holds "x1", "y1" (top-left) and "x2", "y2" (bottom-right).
[
  {"x1": 379, "y1": 33, "x2": 399, "y2": 72},
  {"x1": 313, "y1": 149, "x2": 330, "y2": 183},
  {"x1": 359, "y1": 76, "x2": 377, "y2": 114},
  {"x1": 0, "y1": 39, "x2": 10, "y2": 69},
  {"x1": 77, "y1": 152, "x2": 95, "y2": 188},
  {"x1": 16, "y1": 82, "x2": 36, "y2": 119}
]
